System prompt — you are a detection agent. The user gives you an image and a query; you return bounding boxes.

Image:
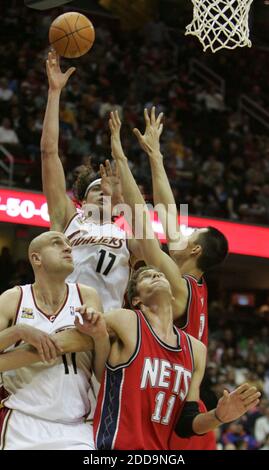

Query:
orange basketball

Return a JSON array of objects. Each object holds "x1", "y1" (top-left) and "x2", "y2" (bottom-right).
[{"x1": 49, "y1": 12, "x2": 95, "y2": 59}]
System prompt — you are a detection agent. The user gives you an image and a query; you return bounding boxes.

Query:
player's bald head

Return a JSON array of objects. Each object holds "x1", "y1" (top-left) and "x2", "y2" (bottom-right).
[{"x1": 28, "y1": 231, "x2": 70, "y2": 266}]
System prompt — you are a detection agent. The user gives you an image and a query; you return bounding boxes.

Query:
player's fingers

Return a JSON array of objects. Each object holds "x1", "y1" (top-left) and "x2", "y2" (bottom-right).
[
  {"x1": 151, "y1": 106, "x2": 156, "y2": 124},
  {"x1": 40, "y1": 339, "x2": 51, "y2": 363},
  {"x1": 65, "y1": 67, "x2": 76, "y2": 79},
  {"x1": 100, "y1": 163, "x2": 106, "y2": 177},
  {"x1": 133, "y1": 128, "x2": 143, "y2": 141},
  {"x1": 144, "y1": 108, "x2": 150, "y2": 126},
  {"x1": 111, "y1": 160, "x2": 117, "y2": 176},
  {"x1": 235, "y1": 383, "x2": 250, "y2": 395},
  {"x1": 75, "y1": 304, "x2": 87, "y2": 315},
  {"x1": 243, "y1": 392, "x2": 261, "y2": 406},
  {"x1": 115, "y1": 110, "x2": 121, "y2": 126},
  {"x1": 110, "y1": 112, "x2": 116, "y2": 128},
  {"x1": 74, "y1": 316, "x2": 83, "y2": 330},
  {"x1": 36, "y1": 344, "x2": 46, "y2": 363},
  {"x1": 222, "y1": 389, "x2": 230, "y2": 401},
  {"x1": 156, "y1": 111, "x2": 163, "y2": 127},
  {"x1": 46, "y1": 338, "x2": 58, "y2": 361},
  {"x1": 49, "y1": 50, "x2": 57, "y2": 67},
  {"x1": 105, "y1": 160, "x2": 113, "y2": 176},
  {"x1": 240, "y1": 386, "x2": 258, "y2": 399},
  {"x1": 87, "y1": 308, "x2": 95, "y2": 318},
  {"x1": 158, "y1": 123, "x2": 163, "y2": 136},
  {"x1": 48, "y1": 51, "x2": 52, "y2": 65},
  {"x1": 56, "y1": 51, "x2": 60, "y2": 67},
  {"x1": 245, "y1": 399, "x2": 260, "y2": 411},
  {"x1": 109, "y1": 118, "x2": 114, "y2": 132},
  {"x1": 90, "y1": 313, "x2": 100, "y2": 325}
]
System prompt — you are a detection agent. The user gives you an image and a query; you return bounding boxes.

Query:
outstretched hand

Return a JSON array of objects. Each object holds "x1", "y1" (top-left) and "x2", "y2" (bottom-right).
[
  {"x1": 46, "y1": 50, "x2": 76, "y2": 91},
  {"x1": 215, "y1": 383, "x2": 261, "y2": 423},
  {"x1": 109, "y1": 111, "x2": 126, "y2": 161},
  {"x1": 100, "y1": 159, "x2": 123, "y2": 205},
  {"x1": 133, "y1": 107, "x2": 163, "y2": 156}
]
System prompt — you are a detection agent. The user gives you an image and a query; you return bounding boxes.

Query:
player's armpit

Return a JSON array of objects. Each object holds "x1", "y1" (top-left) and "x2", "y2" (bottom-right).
[{"x1": 104, "y1": 308, "x2": 137, "y2": 347}]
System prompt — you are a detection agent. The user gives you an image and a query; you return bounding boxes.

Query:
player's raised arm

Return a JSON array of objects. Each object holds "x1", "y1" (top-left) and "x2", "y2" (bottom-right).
[
  {"x1": 133, "y1": 107, "x2": 183, "y2": 252},
  {"x1": 41, "y1": 50, "x2": 76, "y2": 232},
  {"x1": 109, "y1": 111, "x2": 188, "y2": 318}
]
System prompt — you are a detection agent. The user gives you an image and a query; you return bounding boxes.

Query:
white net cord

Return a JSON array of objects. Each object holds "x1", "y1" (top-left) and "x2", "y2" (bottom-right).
[{"x1": 185, "y1": 0, "x2": 254, "y2": 53}]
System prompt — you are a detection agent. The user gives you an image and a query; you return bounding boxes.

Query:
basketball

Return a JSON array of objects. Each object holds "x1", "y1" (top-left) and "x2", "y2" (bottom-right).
[{"x1": 49, "y1": 12, "x2": 95, "y2": 59}]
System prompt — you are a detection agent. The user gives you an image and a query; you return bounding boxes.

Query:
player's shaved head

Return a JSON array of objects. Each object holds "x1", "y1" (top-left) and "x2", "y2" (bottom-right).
[{"x1": 28, "y1": 231, "x2": 71, "y2": 270}]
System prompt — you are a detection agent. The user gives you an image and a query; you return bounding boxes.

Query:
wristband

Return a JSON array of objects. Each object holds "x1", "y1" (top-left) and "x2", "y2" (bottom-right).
[{"x1": 214, "y1": 409, "x2": 225, "y2": 424}]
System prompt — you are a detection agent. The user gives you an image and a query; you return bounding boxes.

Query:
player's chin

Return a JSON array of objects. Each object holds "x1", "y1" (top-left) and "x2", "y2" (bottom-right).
[{"x1": 62, "y1": 259, "x2": 74, "y2": 271}]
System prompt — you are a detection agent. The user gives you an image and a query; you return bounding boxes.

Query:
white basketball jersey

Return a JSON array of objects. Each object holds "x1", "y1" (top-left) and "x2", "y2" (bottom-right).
[
  {"x1": 64, "y1": 213, "x2": 130, "y2": 311},
  {"x1": 1, "y1": 283, "x2": 96, "y2": 424}
]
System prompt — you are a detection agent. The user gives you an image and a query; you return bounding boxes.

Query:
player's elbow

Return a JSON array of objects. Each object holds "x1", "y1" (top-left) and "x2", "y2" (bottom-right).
[{"x1": 40, "y1": 138, "x2": 58, "y2": 157}]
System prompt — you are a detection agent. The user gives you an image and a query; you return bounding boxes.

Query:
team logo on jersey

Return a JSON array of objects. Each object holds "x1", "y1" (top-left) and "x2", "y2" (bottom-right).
[
  {"x1": 70, "y1": 306, "x2": 75, "y2": 316},
  {"x1": 21, "y1": 308, "x2": 34, "y2": 319},
  {"x1": 140, "y1": 358, "x2": 192, "y2": 400}
]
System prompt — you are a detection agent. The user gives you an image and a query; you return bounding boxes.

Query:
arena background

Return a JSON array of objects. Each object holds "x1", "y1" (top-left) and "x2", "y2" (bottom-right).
[{"x1": 0, "y1": 0, "x2": 268, "y2": 450}]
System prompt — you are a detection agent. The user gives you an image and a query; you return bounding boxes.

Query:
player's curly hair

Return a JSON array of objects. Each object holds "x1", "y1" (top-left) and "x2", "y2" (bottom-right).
[
  {"x1": 127, "y1": 265, "x2": 158, "y2": 307},
  {"x1": 73, "y1": 163, "x2": 99, "y2": 202}
]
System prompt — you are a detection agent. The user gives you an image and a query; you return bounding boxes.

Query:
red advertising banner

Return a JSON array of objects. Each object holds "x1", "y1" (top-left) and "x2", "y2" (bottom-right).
[{"x1": 0, "y1": 188, "x2": 268, "y2": 258}]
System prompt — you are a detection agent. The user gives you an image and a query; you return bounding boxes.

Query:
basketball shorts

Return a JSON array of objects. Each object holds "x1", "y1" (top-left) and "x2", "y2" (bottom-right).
[{"x1": 0, "y1": 406, "x2": 95, "y2": 450}]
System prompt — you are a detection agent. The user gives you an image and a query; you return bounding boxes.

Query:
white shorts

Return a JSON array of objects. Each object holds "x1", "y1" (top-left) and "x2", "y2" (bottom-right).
[{"x1": 0, "y1": 407, "x2": 94, "y2": 450}]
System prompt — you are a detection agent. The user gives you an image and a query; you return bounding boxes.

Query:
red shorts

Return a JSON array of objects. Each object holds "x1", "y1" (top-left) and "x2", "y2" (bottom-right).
[{"x1": 169, "y1": 400, "x2": 216, "y2": 450}]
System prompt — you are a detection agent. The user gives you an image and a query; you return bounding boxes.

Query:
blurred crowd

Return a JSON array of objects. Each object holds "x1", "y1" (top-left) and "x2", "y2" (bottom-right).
[
  {"x1": 0, "y1": 2, "x2": 269, "y2": 224},
  {"x1": 204, "y1": 301, "x2": 269, "y2": 450}
]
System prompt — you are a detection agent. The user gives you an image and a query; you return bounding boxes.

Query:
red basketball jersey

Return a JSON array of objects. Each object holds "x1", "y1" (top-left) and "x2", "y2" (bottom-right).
[
  {"x1": 181, "y1": 275, "x2": 208, "y2": 347},
  {"x1": 94, "y1": 309, "x2": 194, "y2": 450},
  {"x1": 171, "y1": 274, "x2": 216, "y2": 450}
]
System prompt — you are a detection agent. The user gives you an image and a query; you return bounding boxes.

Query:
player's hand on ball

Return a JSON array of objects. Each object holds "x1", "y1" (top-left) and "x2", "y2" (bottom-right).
[
  {"x1": 46, "y1": 50, "x2": 76, "y2": 91},
  {"x1": 75, "y1": 305, "x2": 108, "y2": 340},
  {"x1": 133, "y1": 107, "x2": 163, "y2": 156}
]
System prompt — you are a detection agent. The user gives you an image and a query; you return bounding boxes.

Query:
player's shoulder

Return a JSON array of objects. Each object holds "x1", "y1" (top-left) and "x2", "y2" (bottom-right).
[
  {"x1": 105, "y1": 308, "x2": 137, "y2": 324},
  {"x1": 186, "y1": 333, "x2": 207, "y2": 356},
  {"x1": 76, "y1": 283, "x2": 99, "y2": 299},
  {"x1": 0, "y1": 286, "x2": 23, "y2": 320},
  {"x1": 0, "y1": 285, "x2": 22, "y2": 301}
]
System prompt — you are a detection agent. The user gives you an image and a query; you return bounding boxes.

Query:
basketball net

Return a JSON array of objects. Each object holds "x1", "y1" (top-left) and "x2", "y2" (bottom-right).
[{"x1": 185, "y1": 0, "x2": 254, "y2": 53}]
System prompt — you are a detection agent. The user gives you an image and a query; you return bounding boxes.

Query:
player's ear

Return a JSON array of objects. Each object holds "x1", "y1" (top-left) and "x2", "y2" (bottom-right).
[
  {"x1": 191, "y1": 244, "x2": 202, "y2": 257},
  {"x1": 31, "y1": 252, "x2": 41, "y2": 266},
  {"x1": 131, "y1": 296, "x2": 140, "y2": 308}
]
